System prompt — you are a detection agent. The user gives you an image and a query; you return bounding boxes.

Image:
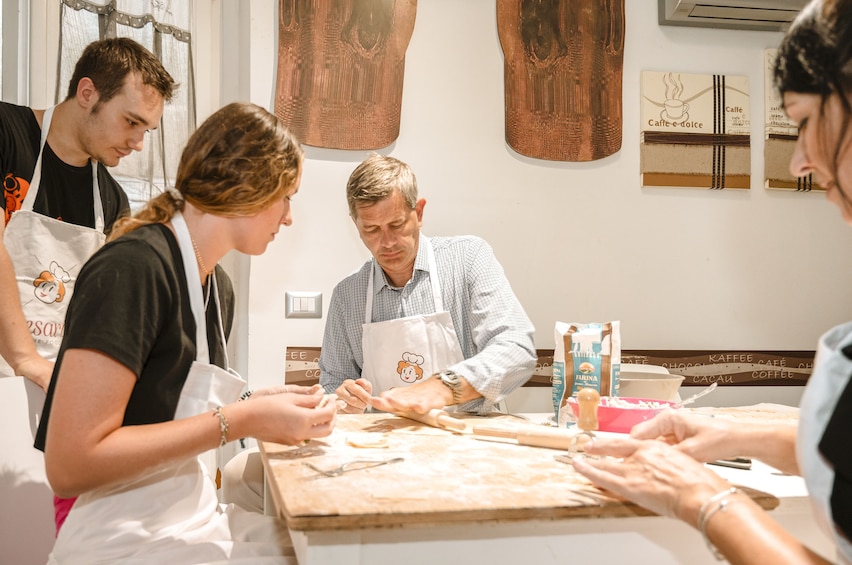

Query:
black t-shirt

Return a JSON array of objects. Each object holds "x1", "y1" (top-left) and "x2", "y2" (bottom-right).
[
  {"x1": 1, "y1": 101, "x2": 129, "y2": 230},
  {"x1": 35, "y1": 223, "x2": 235, "y2": 450}
]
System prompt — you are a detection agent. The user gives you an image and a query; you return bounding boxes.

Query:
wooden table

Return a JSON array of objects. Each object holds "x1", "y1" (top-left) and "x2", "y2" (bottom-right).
[{"x1": 257, "y1": 410, "x2": 832, "y2": 564}]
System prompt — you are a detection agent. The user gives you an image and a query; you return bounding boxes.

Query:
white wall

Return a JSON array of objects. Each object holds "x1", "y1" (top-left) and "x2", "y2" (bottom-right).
[{"x1": 240, "y1": 0, "x2": 852, "y2": 395}]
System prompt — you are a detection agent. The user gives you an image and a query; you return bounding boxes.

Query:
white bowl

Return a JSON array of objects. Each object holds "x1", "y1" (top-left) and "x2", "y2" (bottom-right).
[{"x1": 618, "y1": 371, "x2": 685, "y2": 402}]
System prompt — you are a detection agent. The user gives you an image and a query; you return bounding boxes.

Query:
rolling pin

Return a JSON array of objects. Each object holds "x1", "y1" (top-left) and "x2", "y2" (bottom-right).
[
  {"x1": 475, "y1": 388, "x2": 602, "y2": 449},
  {"x1": 472, "y1": 424, "x2": 587, "y2": 450},
  {"x1": 396, "y1": 408, "x2": 467, "y2": 432}
]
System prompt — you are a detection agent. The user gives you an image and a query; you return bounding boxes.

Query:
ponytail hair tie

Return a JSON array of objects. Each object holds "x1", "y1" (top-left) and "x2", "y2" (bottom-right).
[{"x1": 165, "y1": 187, "x2": 184, "y2": 202}]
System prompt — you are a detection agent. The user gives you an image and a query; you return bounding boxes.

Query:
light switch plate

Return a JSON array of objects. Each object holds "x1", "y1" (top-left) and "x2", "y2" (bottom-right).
[{"x1": 285, "y1": 291, "x2": 322, "y2": 319}]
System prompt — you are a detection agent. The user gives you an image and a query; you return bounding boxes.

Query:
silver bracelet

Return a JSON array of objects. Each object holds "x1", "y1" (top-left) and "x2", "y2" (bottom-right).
[
  {"x1": 696, "y1": 487, "x2": 740, "y2": 560},
  {"x1": 213, "y1": 406, "x2": 229, "y2": 447}
]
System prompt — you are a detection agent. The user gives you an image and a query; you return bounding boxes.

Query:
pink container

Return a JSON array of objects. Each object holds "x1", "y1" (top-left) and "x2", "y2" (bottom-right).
[{"x1": 567, "y1": 396, "x2": 677, "y2": 434}]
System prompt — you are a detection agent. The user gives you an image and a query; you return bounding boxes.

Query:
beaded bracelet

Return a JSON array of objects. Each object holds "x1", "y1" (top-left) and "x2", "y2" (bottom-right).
[
  {"x1": 696, "y1": 487, "x2": 741, "y2": 560},
  {"x1": 213, "y1": 406, "x2": 229, "y2": 447}
]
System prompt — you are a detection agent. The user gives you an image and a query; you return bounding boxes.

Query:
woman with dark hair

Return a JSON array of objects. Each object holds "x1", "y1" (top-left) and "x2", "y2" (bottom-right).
[
  {"x1": 572, "y1": 1, "x2": 852, "y2": 563},
  {"x1": 34, "y1": 102, "x2": 336, "y2": 564}
]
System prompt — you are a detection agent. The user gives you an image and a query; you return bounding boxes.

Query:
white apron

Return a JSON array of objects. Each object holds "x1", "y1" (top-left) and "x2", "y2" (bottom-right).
[
  {"x1": 49, "y1": 213, "x2": 293, "y2": 565},
  {"x1": 361, "y1": 237, "x2": 464, "y2": 395},
  {"x1": 0, "y1": 106, "x2": 106, "y2": 559},
  {"x1": 0, "y1": 105, "x2": 106, "y2": 430},
  {"x1": 798, "y1": 321, "x2": 852, "y2": 564}
]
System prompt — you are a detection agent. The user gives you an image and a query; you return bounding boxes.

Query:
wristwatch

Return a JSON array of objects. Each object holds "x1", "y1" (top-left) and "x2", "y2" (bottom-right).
[{"x1": 436, "y1": 370, "x2": 464, "y2": 405}]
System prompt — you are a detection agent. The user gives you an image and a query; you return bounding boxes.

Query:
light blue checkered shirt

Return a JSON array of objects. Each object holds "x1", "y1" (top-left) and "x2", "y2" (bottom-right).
[{"x1": 319, "y1": 234, "x2": 536, "y2": 414}]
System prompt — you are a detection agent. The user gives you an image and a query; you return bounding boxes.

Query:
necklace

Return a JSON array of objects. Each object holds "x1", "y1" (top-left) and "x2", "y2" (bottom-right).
[{"x1": 191, "y1": 237, "x2": 210, "y2": 278}]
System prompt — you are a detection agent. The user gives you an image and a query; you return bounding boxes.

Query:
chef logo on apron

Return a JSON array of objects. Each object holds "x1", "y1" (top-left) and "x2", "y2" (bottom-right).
[
  {"x1": 21, "y1": 260, "x2": 73, "y2": 350},
  {"x1": 15, "y1": 257, "x2": 77, "y2": 350},
  {"x1": 396, "y1": 352, "x2": 425, "y2": 384},
  {"x1": 31, "y1": 260, "x2": 70, "y2": 304}
]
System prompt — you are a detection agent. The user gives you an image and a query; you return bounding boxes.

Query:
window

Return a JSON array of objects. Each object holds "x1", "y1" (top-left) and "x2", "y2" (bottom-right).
[{"x1": 58, "y1": 1, "x2": 196, "y2": 209}]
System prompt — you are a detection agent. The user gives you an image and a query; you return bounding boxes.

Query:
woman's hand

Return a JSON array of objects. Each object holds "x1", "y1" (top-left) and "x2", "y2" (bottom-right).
[
  {"x1": 574, "y1": 434, "x2": 823, "y2": 564},
  {"x1": 630, "y1": 410, "x2": 744, "y2": 462},
  {"x1": 234, "y1": 388, "x2": 337, "y2": 446},
  {"x1": 250, "y1": 383, "x2": 322, "y2": 398},
  {"x1": 630, "y1": 410, "x2": 799, "y2": 474},
  {"x1": 572, "y1": 435, "x2": 729, "y2": 526}
]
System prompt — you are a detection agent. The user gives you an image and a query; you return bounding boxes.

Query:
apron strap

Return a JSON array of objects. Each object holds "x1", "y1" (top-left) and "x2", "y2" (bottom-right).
[
  {"x1": 365, "y1": 262, "x2": 376, "y2": 325},
  {"x1": 424, "y1": 236, "x2": 444, "y2": 311},
  {"x1": 364, "y1": 235, "x2": 444, "y2": 324},
  {"x1": 171, "y1": 212, "x2": 211, "y2": 365},
  {"x1": 23, "y1": 106, "x2": 105, "y2": 232}
]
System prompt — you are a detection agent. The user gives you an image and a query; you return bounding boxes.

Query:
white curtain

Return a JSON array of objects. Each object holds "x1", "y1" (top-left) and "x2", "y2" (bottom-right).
[{"x1": 57, "y1": 0, "x2": 195, "y2": 209}]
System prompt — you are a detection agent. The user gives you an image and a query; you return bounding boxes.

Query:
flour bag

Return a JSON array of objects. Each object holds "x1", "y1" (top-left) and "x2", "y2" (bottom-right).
[{"x1": 552, "y1": 321, "x2": 621, "y2": 427}]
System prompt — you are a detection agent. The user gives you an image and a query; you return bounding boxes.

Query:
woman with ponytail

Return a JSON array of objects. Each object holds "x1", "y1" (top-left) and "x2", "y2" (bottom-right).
[{"x1": 34, "y1": 102, "x2": 336, "y2": 564}]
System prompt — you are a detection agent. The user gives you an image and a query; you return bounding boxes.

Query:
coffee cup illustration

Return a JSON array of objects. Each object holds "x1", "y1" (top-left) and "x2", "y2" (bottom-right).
[{"x1": 664, "y1": 99, "x2": 689, "y2": 120}]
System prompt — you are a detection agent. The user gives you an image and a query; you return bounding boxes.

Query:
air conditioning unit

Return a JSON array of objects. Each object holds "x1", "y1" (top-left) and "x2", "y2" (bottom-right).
[{"x1": 659, "y1": 0, "x2": 807, "y2": 31}]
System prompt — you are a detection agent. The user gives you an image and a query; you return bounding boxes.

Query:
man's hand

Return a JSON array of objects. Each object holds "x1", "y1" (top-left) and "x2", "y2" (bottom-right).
[
  {"x1": 15, "y1": 355, "x2": 54, "y2": 392},
  {"x1": 335, "y1": 378, "x2": 373, "y2": 413},
  {"x1": 368, "y1": 376, "x2": 454, "y2": 414}
]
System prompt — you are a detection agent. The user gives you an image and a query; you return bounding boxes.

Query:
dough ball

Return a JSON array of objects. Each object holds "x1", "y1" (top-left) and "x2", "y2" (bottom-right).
[{"x1": 346, "y1": 433, "x2": 390, "y2": 448}]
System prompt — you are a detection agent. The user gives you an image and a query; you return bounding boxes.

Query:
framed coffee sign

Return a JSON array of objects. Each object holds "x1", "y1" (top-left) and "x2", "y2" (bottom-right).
[{"x1": 640, "y1": 70, "x2": 751, "y2": 190}]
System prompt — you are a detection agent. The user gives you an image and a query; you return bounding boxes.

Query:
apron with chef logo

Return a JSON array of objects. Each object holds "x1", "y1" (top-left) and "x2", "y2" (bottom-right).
[
  {"x1": 361, "y1": 237, "x2": 464, "y2": 395},
  {"x1": 49, "y1": 213, "x2": 289, "y2": 564},
  {"x1": 0, "y1": 106, "x2": 107, "y2": 558},
  {"x1": 0, "y1": 105, "x2": 106, "y2": 432},
  {"x1": 798, "y1": 321, "x2": 852, "y2": 564}
]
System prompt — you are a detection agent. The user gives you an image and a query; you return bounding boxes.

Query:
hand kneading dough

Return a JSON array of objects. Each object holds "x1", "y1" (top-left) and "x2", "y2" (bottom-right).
[{"x1": 346, "y1": 433, "x2": 390, "y2": 448}]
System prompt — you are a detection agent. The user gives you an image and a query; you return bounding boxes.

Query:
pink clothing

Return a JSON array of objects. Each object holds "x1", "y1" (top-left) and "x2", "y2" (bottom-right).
[{"x1": 54, "y1": 496, "x2": 76, "y2": 535}]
